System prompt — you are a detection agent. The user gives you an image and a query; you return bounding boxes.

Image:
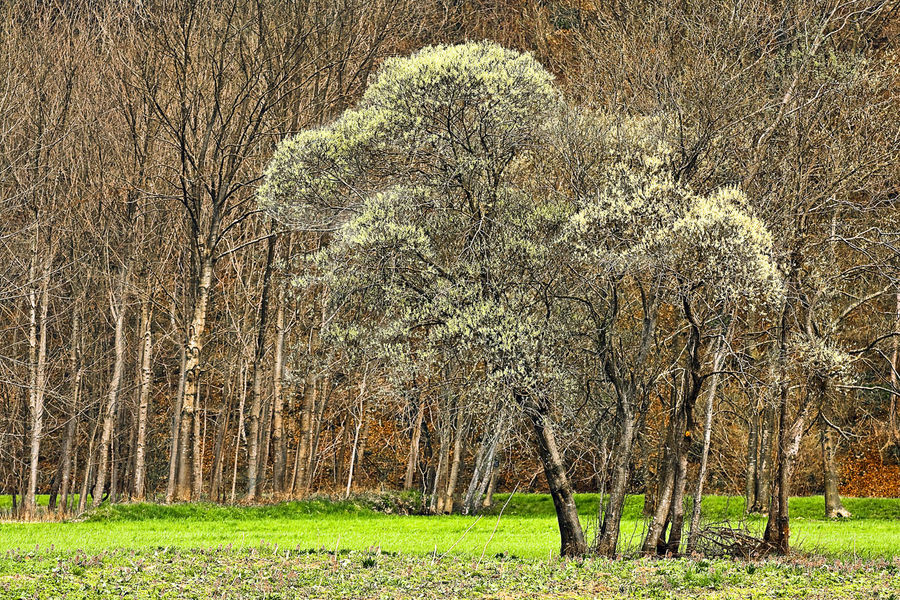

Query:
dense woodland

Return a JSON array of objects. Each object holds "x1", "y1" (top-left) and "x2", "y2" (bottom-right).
[{"x1": 0, "y1": 0, "x2": 898, "y2": 559}]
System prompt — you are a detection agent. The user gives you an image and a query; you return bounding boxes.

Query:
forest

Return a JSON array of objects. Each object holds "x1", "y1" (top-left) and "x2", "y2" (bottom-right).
[{"x1": 1, "y1": 0, "x2": 899, "y2": 570}]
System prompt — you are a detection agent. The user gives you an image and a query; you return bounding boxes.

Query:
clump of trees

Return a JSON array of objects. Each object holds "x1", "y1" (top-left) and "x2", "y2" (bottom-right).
[{"x1": 1, "y1": 0, "x2": 898, "y2": 561}]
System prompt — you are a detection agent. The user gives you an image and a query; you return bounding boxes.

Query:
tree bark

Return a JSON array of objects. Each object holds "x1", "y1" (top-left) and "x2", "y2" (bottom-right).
[
  {"x1": 133, "y1": 295, "x2": 153, "y2": 501},
  {"x1": 52, "y1": 312, "x2": 81, "y2": 514},
  {"x1": 521, "y1": 392, "x2": 586, "y2": 557},
  {"x1": 821, "y1": 416, "x2": 851, "y2": 518},
  {"x1": 246, "y1": 231, "x2": 277, "y2": 499},
  {"x1": 24, "y1": 251, "x2": 51, "y2": 518},
  {"x1": 294, "y1": 374, "x2": 316, "y2": 495},
  {"x1": 271, "y1": 294, "x2": 287, "y2": 494},
  {"x1": 745, "y1": 406, "x2": 759, "y2": 511},
  {"x1": 176, "y1": 252, "x2": 214, "y2": 501},
  {"x1": 93, "y1": 265, "x2": 131, "y2": 508},
  {"x1": 594, "y1": 401, "x2": 635, "y2": 557},
  {"x1": 404, "y1": 391, "x2": 425, "y2": 491},
  {"x1": 166, "y1": 342, "x2": 187, "y2": 503},
  {"x1": 686, "y1": 340, "x2": 727, "y2": 554},
  {"x1": 442, "y1": 403, "x2": 466, "y2": 514}
]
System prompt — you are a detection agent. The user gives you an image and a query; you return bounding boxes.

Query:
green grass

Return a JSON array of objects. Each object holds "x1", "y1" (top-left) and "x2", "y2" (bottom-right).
[
  {"x1": 1, "y1": 494, "x2": 898, "y2": 559},
  {"x1": 0, "y1": 494, "x2": 898, "y2": 599}
]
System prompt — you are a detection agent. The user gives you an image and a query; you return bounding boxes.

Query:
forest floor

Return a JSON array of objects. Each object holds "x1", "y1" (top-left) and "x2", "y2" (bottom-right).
[{"x1": 0, "y1": 494, "x2": 898, "y2": 598}]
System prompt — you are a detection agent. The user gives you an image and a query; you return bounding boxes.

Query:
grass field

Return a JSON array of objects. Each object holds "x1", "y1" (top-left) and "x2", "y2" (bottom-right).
[{"x1": 1, "y1": 494, "x2": 898, "y2": 598}]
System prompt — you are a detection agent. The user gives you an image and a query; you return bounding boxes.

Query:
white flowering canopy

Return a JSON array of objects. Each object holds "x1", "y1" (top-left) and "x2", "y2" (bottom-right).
[
  {"x1": 258, "y1": 41, "x2": 559, "y2": 231},
  {"x1": 259, "y1": 41, "x2": 782, "y2": 395}
]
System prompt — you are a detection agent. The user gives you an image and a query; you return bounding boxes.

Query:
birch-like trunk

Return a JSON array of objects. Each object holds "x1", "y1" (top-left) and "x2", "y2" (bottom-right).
[
  {"x1": 133, "y1": 295, "x2": 153, "y2": 500},
  {"x1": 246, "y1": 233, "x2": 277, "y2": 499},
  {"x1": 176, "y1": 253, "x2": 214, "y2": 501},
  {"x1": 93, "y1": 265, "x2": 131, "y2": 507},
  {"x1": 271, "y1": 295, "x2": 287, "y2": 494},
  {"x1": 404, "y1": 393, "x2": 425, "y2": 491},
  {"x1": 24, "y1": 251, "x2": 51, "y2": 518}
]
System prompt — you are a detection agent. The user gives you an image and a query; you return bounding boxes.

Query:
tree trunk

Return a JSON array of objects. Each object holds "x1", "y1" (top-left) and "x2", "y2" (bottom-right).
[
  {"x1": 53, "y1": 313, "x2": 81, "y2": 514},
  {"x1": 133, "y1": 296, "x2": 153, "y2": 501},
  {"x1": 210, "y1": 367, "x2": 234, "y2": 501},
  {"x1": 482, "y1": 453, "x2": 500, "y2": 509},
  {"x1": 442, "y1": 404, "x2": 466, "y2": 514},
  {"x1": 230, "y1": 360, "x2": 249, "y2": 503},
  {"x1": 745, "y1": 406, "x2": 759, "y2": 512},
  {"x1": 431, "y1": 420, "x2": 450, "y2": 513},
  {"x1": 166, "y1": 343, "x2": 186, "y2": 503},
  {"x1": 404, "y1": 392, "x2": 425, "y2": 491},
  {"x1": 93, "y1": 266, "x2": 131, "y2": 508},
  {"x1": 77, "y1": 419, "x2": 100, "y2": 515},
  {"x1": 24, "y1": 253, "x2": 51, "y2": 518},
  {"x1": 191, "y1": 382, "x2": 204, "y2": 499},
  {"x1": 686, "y1": 341, "x2": 727, "y2": 554},
  {"x1": 595, "y1": 399, "x2": 636, "y2": 557},
  {"x1": 271, "y1": 295, "x2": 287, "y2": 494},
  {"x1": 176, "y1": 253, "x2": 214, "y2": 501},
  {"x1": 294, "y1": 374, "x2": 316, "y2": 495},
  {"x1": 889, "y1": 290, "x2": 899, "y2": 444},
  {"x1": 821, "y1": 416, "x2": 851, "y2": 518},
  {"x1": 521, "y1": 392, "x2": 586, "y2": 557},
  {"x1": 246, "y1": 232, "x2": 277, "y2": 499},
  {"x1": 754, "y1": 403, "x2": 774, "y2": 513}
]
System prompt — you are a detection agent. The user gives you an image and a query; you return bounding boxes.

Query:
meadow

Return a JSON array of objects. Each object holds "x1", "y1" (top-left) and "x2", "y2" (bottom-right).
[{"x1": 1, "y1": 494, "x2": 898, "y2": 598}]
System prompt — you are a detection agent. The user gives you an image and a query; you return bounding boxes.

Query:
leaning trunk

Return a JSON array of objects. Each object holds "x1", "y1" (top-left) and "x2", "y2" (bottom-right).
[{"x1": 520, "y1": 392, "x2": 586, "y2": 557}]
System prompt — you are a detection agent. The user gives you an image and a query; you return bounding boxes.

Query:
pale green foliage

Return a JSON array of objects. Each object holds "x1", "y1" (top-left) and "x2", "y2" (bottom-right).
[
  {"x1": 261, "y1": 41, "x2": 782, "y2": 403},
  {"x1": 663, "y1": 186, "x2": 782, "y2": 306},
  {"x1": 793, "y1": 336, "x2": 853, "y2": 383},
  {"x1": 560, "y1": 112, "x2": 780, "y2": 306},
  {"x1": 258, "y1": 41, "x2": 560, "y2": 230}
]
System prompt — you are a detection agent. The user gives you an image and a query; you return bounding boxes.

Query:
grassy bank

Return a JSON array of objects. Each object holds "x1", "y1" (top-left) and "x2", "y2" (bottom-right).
[{"x1": 1, "y1": 494, "x2": 898, "y2": 559}]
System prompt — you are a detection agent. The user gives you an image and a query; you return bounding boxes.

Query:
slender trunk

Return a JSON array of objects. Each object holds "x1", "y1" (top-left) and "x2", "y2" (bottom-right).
[
  {"x1": 210, "y1": 368, "x2": 233, "y2": 501},
  {"x1": 133, "y1": 296, "x2": 153, "y2": 501},
  {"x1": 191, "y1": 382, "x2": 203, "y2": 499},
  {"x1": 294, "y1": 374, "x2": 316, "y2": 495},
  {"x1": 595, "y1": 400, "x2": 635, "y2": 557},
  {"x1": 344, "y1": 370, "x2": 367, "y2": 498},
  {"x1": 821, "y1": 413, "x2": 850, "y2": 518},
  {"x1": 246, "y1": 232, "x2": 277, "y2": 499},
  {"x1": 443, "y1": 404, "x2": 466, "y2": 514},
  {"x1": 686, "y1": 341, "x2": 727, "y2": 554},
  {"x1": 230, "y1": 360, "x2": 249, "y2": 503},
  {"x1": 889, "y1": 291, "x2": 899, "y2": 444},
  {"x1": 642, "y1": 436, "x2": 676, "y2": 555},
  {"x1": 754, "y1": 403, "x2": 774, "y2": 512},
  {"x1": 24, "y1": 254, "x2": 51, "y2": 518},
  {"x1": 745, "y1": 406, "x2": 759, "y2": 511},
  {"x1": 482, "y1": 453, "x2": 500, "y2": 509},
  {"x1": 271, "y1": 296, "x2": 287, "y2": 494},
  {"x1": 404, "y1": 392, "x2": 425, "y2": 490},
  {"x1": 306, "y1": 377, "x2": 330, "y2": 490},
  {"x1": 166, "y1": 344, "x2": 187, "y2": 503},
  {"x1": 431, "y1": 408, "x2": 451, "y2": 513},
  {"x1": 176, "y1": 253, "x2": 214, "y2": 501},
  {"x1": 55, "y1": 313, "x2": 82, "y2": 514},
  {"x1": 521, "y1": 392, "x2": 586, "y2": 557},
  {"x1": 94, "y1": 266, "x2": 131, "y2": 507},
  {"x1": 764, "y1": 293, "x2": 806, "y2": 555},
  {"x1": 77, "y1": 419, "x2": 100, "y2": 515}
]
